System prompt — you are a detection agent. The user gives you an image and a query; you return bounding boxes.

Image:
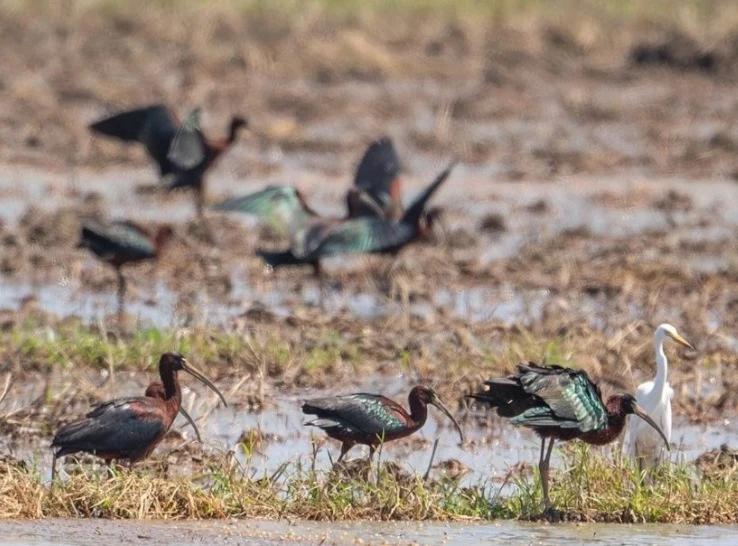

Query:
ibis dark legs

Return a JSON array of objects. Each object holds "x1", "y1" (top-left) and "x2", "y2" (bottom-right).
[
  {"x1": 539, "y1": 438, "x2": 555, "y2": 509},
  {"x1": 116, "y1": 267, "x2": 126, "y2": 318},
  {"x1": 313, "y1": 262, "x2": 329, "y2": 311},
  {"x1": 335, "y1": 441, "x2": 355, "y2": 465},
  {"x1": 51, "y1": 453, "x2": 58, "y2": 483},
  {"x1": 195, "y1": 189, "x2": 216, "y2": 243}
]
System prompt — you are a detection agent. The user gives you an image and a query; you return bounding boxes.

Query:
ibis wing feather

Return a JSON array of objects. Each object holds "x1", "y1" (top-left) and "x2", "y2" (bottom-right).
[
  {"x1": 353, "y1": 137, "x2": 402, "y2": 216},
  {"x1": 80, "y1": 221, "x2": 156, "y2": 261},
  {"x1": 471, "y1": 362, "x2": 608, "y2": 433},
  {"x1": 89, "y1": 104, "x2": 179, "y2": 176},
  {"x1": 52, "y1": 397, "x2": 167, "y2": 457},
  {"x1": 515, "y1": 363, "x2": 608, "y2": 432},
  {"x1": 89, "y1": 104, "x2": 175, "y2": 141},
  {"x1": 302, "y1": 394, "x2": 408, "y2": 436},
  {"x1": 309, "y1": 217, "x2": 414, "y2": 258},
  {"x1": 167, "y1": 108, "x2": 207, "y2": 170},
  {"x1": 212, "y1": 185, "x2": 305, "y2": 233},
  {"x1": 401, "y1": 160, "x2": 457, "y2": 226}
]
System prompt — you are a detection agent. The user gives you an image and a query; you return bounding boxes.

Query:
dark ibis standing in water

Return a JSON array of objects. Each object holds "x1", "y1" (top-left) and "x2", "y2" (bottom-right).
[
  {"x1": 302, "y1": 385, "x2": 464, "y2": 463},
  {"x1": 468, "y1": 362, "x2": 670, "y2": 510},
  {"x1": 77, "y1": 220, "x2": 175, "y2": 317},
  {"x1": 89, "y1": 104, "x2": 247, "y2": 219},
  {"x1": 51, "y1": 353, "x2": 226, "y2": 480}
]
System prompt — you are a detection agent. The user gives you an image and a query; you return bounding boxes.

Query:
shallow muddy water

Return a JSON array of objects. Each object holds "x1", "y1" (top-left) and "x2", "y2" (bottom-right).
[
  {"x1": 1, "y1": 164, "x2": 737, "y2": 328},
  {"x1": 1, "y1": 518, "x2": 736, "y2": 545}
]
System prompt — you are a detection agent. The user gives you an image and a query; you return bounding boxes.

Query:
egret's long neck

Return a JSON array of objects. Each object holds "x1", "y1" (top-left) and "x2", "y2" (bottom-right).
[{"x1": 653, "y1": 335, "x2": 668, "y2": 398}]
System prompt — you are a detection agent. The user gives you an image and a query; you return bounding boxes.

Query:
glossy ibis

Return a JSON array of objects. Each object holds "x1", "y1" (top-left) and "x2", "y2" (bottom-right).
[
  {"x1": 241, "y1": 160, "x2": 455, "y2": 276},
  {"x1": 164, "y1": 108, "x2": 247, "y2": 219},
  {"x1": 625, "y1": 324, "x2": 694, "y2": 470},
  {"x1": 78, "y1": 220, "x2": 176, "y2": 317},
  {"x1": 51, "y1": 353, "x2": 226, "y2": 480},
  {"x1": 214, "y1": 184, "x2": 404, "y2": 277},
  {"x1": 89, "y1": 104, "x2": 247, "y2": 218},
  {"x1": 213, "y1": 184, "x2": 383, "y2": 234},
  {"x1": 469, "y1": 362, "x2": 669, "y2": 509},
  {"x1": 302, "y1": 385, "x2": 463, "y2": 464}
]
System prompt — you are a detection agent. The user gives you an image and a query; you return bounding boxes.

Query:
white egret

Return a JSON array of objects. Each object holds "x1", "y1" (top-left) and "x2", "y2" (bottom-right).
[{"x1": 625, "y1": 323, "x2": 694, "y2": 470}]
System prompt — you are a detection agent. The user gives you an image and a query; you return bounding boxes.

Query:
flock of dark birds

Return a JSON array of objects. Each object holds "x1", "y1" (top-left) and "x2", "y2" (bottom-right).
[
  {"x1": 79, "y1": 103, "x2": 455, "y2": 315},
  {"x1": 41, "y1": 103, "x2": 680, "y2": 513},
  {"x1": 50, "y1": 352, "x2": 670, "y2": 511}
]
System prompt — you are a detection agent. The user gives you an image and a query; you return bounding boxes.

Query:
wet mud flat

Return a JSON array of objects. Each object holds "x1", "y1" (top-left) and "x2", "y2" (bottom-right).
[
  {"x1": 0, "y1": 0, "x2": 737, "y2": 533},
  {"x1": 1, "y1": 518, "x2": 737, "y2": 546},
  {"x1": 0, "y1": 166, "x2": 735, "y2": 416}
]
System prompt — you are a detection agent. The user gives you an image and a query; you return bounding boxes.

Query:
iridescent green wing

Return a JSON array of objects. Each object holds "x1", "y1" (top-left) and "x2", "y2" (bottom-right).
[
  {"x1": 308, "y1": 217, "x2": 414, "y2": 259},
  {"x1": 512, "y1": 364, "x2": 608, "y2": 432},
  {"x1": 306, "y1": 394, "x2": 409, "y2": 436},
  {"x1": 291, "y1": 220, "x2": 334, "y2": 259},
  {"x1": 212, "y1": 185, "x2": 307, "y2": 234}
]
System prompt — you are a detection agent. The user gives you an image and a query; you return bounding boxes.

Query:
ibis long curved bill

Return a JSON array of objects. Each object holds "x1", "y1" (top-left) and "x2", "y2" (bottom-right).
[
  {"x1": 631, "y1": 402, "x2": 670, "y2": 450},
  {"x1": 182, "y1": 361, "x2": 228, "y2": 407},
  {"x1": 430, "y1": 393, "x2": 464, "y2": 443},
  {"x1": 177, "y1": 406, "x2": 202, "y2": 443}
]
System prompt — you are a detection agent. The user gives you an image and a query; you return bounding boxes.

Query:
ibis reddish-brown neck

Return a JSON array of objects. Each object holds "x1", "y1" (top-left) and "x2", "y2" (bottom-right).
[
  {"x1": 204, "y1": 116, "x2": 246, "y2": 160},
  {"x1": 405, "y1": 388, "x2": 430, "y2": 431},
  {"x1": 578, "y1": 395, "x2": 630, "y2": 446},
  {"x1": 158, "y1": 363, "x2": 183, "y2": 427}
]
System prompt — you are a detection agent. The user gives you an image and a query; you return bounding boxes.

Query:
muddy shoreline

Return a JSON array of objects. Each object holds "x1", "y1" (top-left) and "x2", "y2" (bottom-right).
[{"x1": 1, "y1": 518, "x2": 737, "y2": 546}]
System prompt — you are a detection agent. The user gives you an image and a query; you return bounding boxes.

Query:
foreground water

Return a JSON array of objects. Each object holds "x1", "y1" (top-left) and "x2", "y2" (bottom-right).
[{"x1": 1, "y1": 518, "x2": 736, "y2": 545}]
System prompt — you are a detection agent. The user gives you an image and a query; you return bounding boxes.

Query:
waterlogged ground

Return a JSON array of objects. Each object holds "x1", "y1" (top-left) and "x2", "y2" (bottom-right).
[
  {"x1": 1, "y1": 1, "x2": 738, "y2": 539},
  {"x1": 1, "y1": 518, "x2": 737, "y2": 546},
  {"x1": 0, "y1": 165, "x2": 736, "y2": 328},
  {"x1": 0, "y1": 125, "x2": 737, "y2": 533}
]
